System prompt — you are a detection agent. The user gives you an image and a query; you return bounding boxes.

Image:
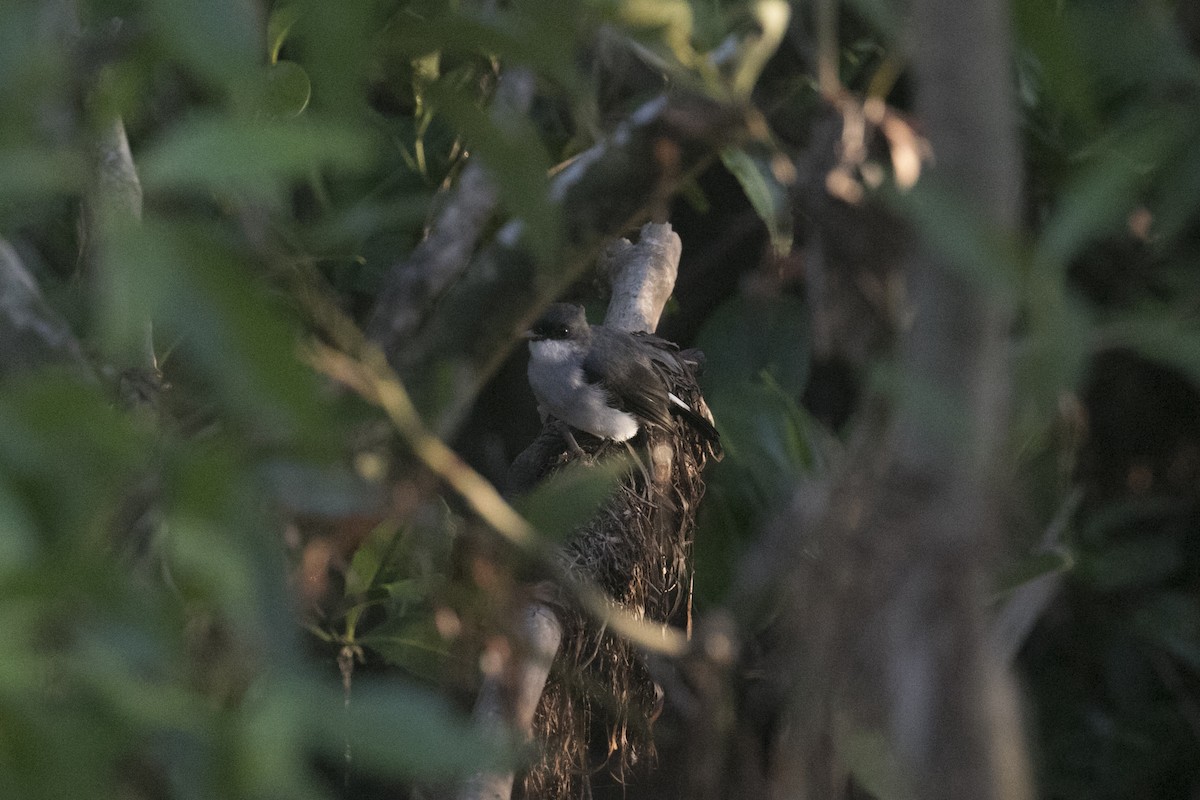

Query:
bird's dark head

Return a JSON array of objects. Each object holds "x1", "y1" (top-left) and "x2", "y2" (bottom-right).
[{"x1": 526, "y1": 303, "x2": 590, "y2": 342}]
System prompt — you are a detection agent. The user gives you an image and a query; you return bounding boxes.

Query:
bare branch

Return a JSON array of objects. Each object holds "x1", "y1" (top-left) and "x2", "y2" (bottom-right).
[
  {"x1": 456, "y1": 600, "x2": 563, "y2": 800},
  {"x1": 601, "y1": 222, "x2": 681, "y2": 334}
]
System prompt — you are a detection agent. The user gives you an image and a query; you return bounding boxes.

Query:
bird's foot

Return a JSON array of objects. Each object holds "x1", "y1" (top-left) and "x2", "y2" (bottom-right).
[{"x1": 554, "y1": 421, "x2": 592, "y2": 463}]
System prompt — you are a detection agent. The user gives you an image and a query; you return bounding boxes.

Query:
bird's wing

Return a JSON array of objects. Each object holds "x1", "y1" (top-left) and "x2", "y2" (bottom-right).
[
  {"x1": 583, "y1": 328, "x2": 675, "y2": 430},
  {"x1": 630, "y1": 334, "x2": 722, "y2": 451}
]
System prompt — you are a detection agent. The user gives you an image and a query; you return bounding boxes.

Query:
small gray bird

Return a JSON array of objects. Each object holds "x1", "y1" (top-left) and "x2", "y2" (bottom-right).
[{"x1": 525, "y1": 303, "x2": 720, "y2": 452}]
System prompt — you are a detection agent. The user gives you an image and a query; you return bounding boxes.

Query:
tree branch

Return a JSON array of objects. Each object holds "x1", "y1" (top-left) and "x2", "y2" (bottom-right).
[
  {"x1": 395, "y1": 92, "x2": 744, "y2": 436},
  {"x1": 366, "y1": 67, "x2": 536, "y2": 359},
  {"x1": 457, "y1": 223, "x2": 691, "y2": 800}
]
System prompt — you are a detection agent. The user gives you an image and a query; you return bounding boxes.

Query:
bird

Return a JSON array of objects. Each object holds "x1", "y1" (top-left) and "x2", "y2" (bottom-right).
[{"x1": 524, "y1": 303, "x2": 720, "y2": 456}]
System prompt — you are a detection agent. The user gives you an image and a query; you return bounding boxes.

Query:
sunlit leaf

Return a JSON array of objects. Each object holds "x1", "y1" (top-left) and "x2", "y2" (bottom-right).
[{"x1": 268, "y1": 4, "x2": 301, "y2": 64}]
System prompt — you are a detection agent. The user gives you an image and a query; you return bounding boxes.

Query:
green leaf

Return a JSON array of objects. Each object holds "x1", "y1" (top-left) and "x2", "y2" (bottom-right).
[
  {"x1": 1012, "y1": 0, "x2": 1095, "y2": 127},
  {"x1": 256, "y1": 61, "x2": 312, "y2": 119},
  {"x1": 993, "y1": 547, "x2": 1074, "y2": 602},
  {"x1": 706, "y1": 378, "x2": 816, "y2": 500},
  {"x1": 268, "y1": 4, "x2": 301, "y2": 64},
  {"x1": 139, "y1": 115, "x2": 374, "y2": 197},
  {"x1": 0, "y1": 480, "x2": 36, "y2": 572},
  {"x1": 514, "y1": 459, "x2": 628, "y2": 542},
  {"x1": 345, "y1": 521, "x2": 407, "y2": 598},
  {"x1": 721, "y1": 145, "x2": 793, "y2": 256},
  {"x1": 893, "y1": 178, "x2": 1023, "y2": 303},
  {"x1": 1078, "y1": 534, "x2": 1184, "y2": 590},
  {"x1": 0, "y1": 147, "x2": 87, "y2": 204},
  {"x1": 1130, "y1": 593, "x2": 1200, "y2": 673},
  {"x1": 99, "y1": 217, "x2": 327, "y2": 439},
  {"x1": 1100, "y1": 308, "x2": 1200, "y2": 391},
  {"x1": 839, "y1": 725, "x2": 916, "y2": 800},
  {"x1": 426, "y1": 83, "x2": 560, "y2": 262},
  {"x1": 1036, "y1": 118, "x2": 1186, "y2": 268},
  {"x1": 695, "y1": 294, "x2": 809, "y2": 397},
  {"x1": 358, "y1": 614, "x2": 450, "y2": 680},
  {"x1": 147, "y1": 0, "x2": 260, "y2": 88},
  {"x1": 308, "y1": 678, "x2": 511, "y2": 778}
]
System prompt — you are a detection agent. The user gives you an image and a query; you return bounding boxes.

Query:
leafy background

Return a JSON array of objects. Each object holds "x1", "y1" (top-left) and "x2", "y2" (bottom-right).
[{"x1": 2, "y1": 0, "x2": 1200, "y2": 798}]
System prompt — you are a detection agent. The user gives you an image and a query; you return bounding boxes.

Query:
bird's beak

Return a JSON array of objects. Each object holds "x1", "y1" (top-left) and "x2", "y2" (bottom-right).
[{"x1": 522, "y1": 330, "x2": 539, "y2": 341}]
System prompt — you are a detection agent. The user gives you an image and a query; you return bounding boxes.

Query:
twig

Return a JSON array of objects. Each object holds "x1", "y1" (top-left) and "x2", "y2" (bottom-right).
[
  {"x1": 0, "y1": 239, "x2": 93, "y2": 379},
  {"x1": 367, "y1": 67, "x2": 536, "y2": 361}
]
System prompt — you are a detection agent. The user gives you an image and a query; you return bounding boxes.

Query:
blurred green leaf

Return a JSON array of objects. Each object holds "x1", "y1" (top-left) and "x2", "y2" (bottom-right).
[
  {"x1": 994, "y1": 547, "x2": 1074, "y2": 602},
  {"x1": 0, "y1": 147, "x2": 87, "y2": 204},
  {"x1": 1013, "y1": 0, "x2": 1095, "y2": 127},
  {"x1": 1036, "y1": 117, "x2": 1187, "y2": 268},
  {"x1": 1100, "y1": 307, "x2": 1200, "y2": 391},
  {"x1": 1077, "y1": 534, "x2": 1184, "y2": 590},
  {"x1": 313, "y1": 678, "x2": 511, "y2": 778},
  {"x1": 514, "y1": 458, "x2": 628, "y2": 542},
  {"x1": 261, "y1": 460, "x2": 384, "y2": 518},
  {"x1": 1150, "y1": 130, "x2": 1200, "y2": 241},
  {"x1": 147, "y1": 0, "x2": 260, "y2": 88},
  {"x1": 895, "y1": 178, "x2": 1023, "y2": 303},
  {"x1": 100, "y1": 217, "x2": 328, "y2": 439},
  {"x1": 720, "y1": 144, "x2": 793, "y2": 256},
  {"x1": 840, "y1": 725, "x2": 916, "y2": 800},
  {"x1": 0, "y1": 373, "x2": 145, "y2": 542},
  {"x1": 381, "y1": 5, "x2": 581, "y2": 90},
  {"x1": 1131, "y1": 594, "x2": 1200, "y2": 674},
  {"x1": 0, "y1": 481, "x2": 35, "y2": 573},
  {"x1": 139, "y1": 115, "x2": 375, "y2": 197},
  {"x1": 255, "y1": 61, "x2": 313, "y2": 119},
  {"x1": 696, "y1": 294, "x2": 809, "y2": 396},
  {"x1": 426, "y1": 83, "x2": 560, "y2": 262}
]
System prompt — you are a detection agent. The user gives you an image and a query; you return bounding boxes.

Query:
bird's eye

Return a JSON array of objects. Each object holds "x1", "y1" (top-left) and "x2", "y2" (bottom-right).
[{"x1": 555, "y1": 325, "x2": 570, "y2": 338}]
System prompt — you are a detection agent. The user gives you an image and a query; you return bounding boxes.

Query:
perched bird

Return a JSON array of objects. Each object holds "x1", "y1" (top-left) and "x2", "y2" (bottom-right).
[{"x1": 524, "y1": 303, "x2": 720, "y2": 454}]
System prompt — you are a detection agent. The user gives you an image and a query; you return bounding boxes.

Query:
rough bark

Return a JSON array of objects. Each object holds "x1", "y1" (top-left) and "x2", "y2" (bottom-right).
[{"x1": 728, "y1": 0, "x2": 1034, "y2": 798}]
